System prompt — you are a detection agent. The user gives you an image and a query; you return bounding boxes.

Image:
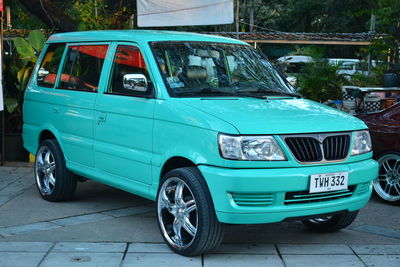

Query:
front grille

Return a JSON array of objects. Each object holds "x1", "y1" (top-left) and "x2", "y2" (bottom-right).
[
  {"x1": 230, "y1": 193, "x2": 273, "y2": 207},
  {"x1": 285, "y1": 185, "x2": 356, "y2": 205},
  {"x1": 285, "y1": 137, "x2": 322, "y2": 162},
  {"x1": 284, "y1": 133, "x2": 351, "y2": 163},
  {"x1": 323, "y1": 135, "x2": 350, "y2": 160}
]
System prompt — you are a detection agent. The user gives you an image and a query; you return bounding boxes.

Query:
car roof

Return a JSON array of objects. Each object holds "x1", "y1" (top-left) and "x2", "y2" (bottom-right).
[
  {"x1": 47, "y1": 30, "x2": 248, "y2": 45},
  {"x1": 328, "y1": 58, "x2": 360, "y2": 63},
  {"x1": 276, "y1": 55, "x2": 312, "y2": 63}
]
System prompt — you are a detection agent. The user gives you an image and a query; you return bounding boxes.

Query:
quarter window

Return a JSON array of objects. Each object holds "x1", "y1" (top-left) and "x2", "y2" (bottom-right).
[
  {"x1": 37, "y1": 43, "x2": 66, "y2": 88},
  {"x1": 59, "y1": 45, "x2": 108, "y2": 92},
  {"x1": 108, "y1": 45, "x2": 152, "y2": 96}
]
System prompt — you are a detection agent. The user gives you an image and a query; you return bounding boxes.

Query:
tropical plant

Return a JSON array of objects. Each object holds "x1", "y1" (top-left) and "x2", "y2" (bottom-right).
[
  {"x1": 4, "y1": 30, "x2": 45, "y2": 133},
  {"x1": 350, "y1": 64, "x2": 386, "y2": 87},
  {"x1": 74, "y1": 0, "x2": 133, "y2": 30},
  {"x1": 296, "y1": 59, "x2": 347, "y2": 102}
]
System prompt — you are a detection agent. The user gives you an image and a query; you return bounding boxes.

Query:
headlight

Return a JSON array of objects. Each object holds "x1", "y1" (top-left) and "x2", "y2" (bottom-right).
[
  {"x1": 351, "y1": 130, "x2": 372, "y2": 155},
  {"x1": 218, "y1": 134, "x2": 286, "y2": 161}
]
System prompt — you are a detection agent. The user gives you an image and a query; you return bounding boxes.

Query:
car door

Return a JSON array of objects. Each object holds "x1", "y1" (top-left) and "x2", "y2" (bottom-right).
[
  {"x1": 94, "y1": 42, "x2": 155, "y2": 185},
  {"x1": 37, "y1": 43, "x2": 110, "y2": 167}
]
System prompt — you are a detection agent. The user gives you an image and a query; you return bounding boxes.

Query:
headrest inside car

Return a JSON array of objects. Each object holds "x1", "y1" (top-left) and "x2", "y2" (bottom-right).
[{"x1": 186, "y1": 66, "x2": 207, "y2": 80}]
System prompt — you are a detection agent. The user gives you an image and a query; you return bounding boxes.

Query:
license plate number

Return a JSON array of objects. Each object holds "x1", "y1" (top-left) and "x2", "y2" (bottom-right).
[{"x1": 309, "y1": 172, "x2": 348, "y2": 193}]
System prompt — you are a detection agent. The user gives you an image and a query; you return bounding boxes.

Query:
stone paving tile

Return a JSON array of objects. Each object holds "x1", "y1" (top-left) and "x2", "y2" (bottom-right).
[
  {"x1": 40, "y1": 252, "x2": 124, "y2": 267},
  {"x1": 350, "y1": 224, "x2": 400, "y2": 239},
  {"x1": 0, "y1": 176, "x2": 34, "y2": 199},
  {"x1": 50, "y1": 213, "x2": 113, "y2": 226},
  {"x1": 0, "y1": 167, "x2": 32, "y2": 185},
  {"x1": 350, "y1": 244, "x2": 400, "y2": 255},
  {"x1": 278, "y1": 244, "x2": 353, "y2": 255},
  {"x1": 282, "y1": 255, "x2": 365, "y2": 267},
  {"x1": 101, "y1": 206, "x2": 153, "y2": 218},
  {"x1": 53, "y1": 242, "x2": 126, "y2": 253},
  {"x1": 212, "y1": 243, "x2": 277, "y2": 255},
  {"x1": 0, "y1": 241, "x2": 53, "y2": 252},
  {"x1": 204, "y1": 254, "x2": 284, "y2": 267},
  {"x1": 0, "y1": 196, "x2": 10, "y2": 206},
  {"x1": 0, "y1": 222, "x2": 60, "y2": 237},
  {"x1": 0, "y1": 252, "x2": 47, "y2": 267},
  {"x1": 122, "y1": 253, "x2": 201, "y2": 267},
  {"x1": 358, "y1": 255, "x2": 400, "y2": 267},
  {"x1": 127, "y1": 242, "x2": 172, "y2": 253},
  {"x1": 0, "y1": 168, "x2": 33, "y2": 207}
]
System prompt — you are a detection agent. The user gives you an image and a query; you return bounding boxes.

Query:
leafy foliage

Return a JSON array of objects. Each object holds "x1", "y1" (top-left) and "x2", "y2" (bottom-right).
[
  {"x1": 74, "y1": 0, "x2": 134, "y2": 30},
  {"x1": 297, "y1": 59, "x2": 347, "y2": 102},
  {"x1": 11, "y1": 0, "x2": 47, "y2": 29},
  {"x1": 372, "y1": 0, "x2": 400, "y2": 63},
  {"x1": 5, "y1": 30, "x2": 45, "y2": 116},
  {"x1": 350, "y1": 65, "x2": 386, "y2": 86}
]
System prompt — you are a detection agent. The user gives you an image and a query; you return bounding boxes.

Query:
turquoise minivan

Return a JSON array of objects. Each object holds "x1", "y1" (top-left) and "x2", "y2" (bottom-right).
[{"x1": 23, "y1": 30, "x2": 378, "y2": 256}]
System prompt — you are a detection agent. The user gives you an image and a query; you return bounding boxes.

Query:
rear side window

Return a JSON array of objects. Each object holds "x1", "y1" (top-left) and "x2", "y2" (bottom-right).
[
  {"x1": 37, "y1": 43, "x2": 66, "y2": 88},
  {"x1": 59, "y1": 45, "x2": 108, "y2": 92}
]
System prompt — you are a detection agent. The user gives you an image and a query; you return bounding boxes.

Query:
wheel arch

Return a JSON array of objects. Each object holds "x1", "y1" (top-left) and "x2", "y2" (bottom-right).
[
  {"x1": 160, "y1": 156, "x2": 197, "y2": 180},
  {"x1": 39, "y1": 130, "x2": 57, "y2": 143},
  {"x1": 36, "y1": 127, "x2": 64, "y2": 154}
]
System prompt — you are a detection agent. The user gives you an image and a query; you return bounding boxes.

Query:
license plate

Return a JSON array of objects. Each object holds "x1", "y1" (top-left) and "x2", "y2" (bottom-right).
[{"x1": 309, "y1": 172, "x2": 348, "y2": 193}]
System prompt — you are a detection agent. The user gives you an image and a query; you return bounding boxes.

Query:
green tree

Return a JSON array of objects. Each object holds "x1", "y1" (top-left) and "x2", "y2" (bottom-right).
[{"x1": 374, "y1": 0, "x2": 400, "y2": 63}]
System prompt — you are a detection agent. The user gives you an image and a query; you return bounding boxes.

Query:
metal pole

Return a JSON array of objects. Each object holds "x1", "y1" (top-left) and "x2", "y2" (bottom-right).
[
  {"x1": 236, "y1": 0, "x2": 239, "y2": 39},
  {"x1": 249, "y1": 7, "x2": 254, "y2": 33},
  {"x1": 368, "y1": 12, "x2": 376, "y2": 77}
]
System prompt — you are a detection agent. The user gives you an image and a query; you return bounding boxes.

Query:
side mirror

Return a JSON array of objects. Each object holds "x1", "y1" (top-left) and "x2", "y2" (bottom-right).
[{"x1": 123, "y1": 74, "x2": 148, "y2": 92}]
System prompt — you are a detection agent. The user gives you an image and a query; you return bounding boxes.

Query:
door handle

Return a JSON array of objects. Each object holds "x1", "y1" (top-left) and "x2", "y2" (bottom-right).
[
  {"x1": 98, "y1": 112, "x2": 107, "y2": 122},
  {"x1": 53, "y1": 107, "x2": 59, "y2": 113}
]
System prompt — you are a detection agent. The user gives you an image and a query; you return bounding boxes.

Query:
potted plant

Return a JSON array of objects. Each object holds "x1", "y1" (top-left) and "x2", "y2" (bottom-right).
[{"x1": 3, "y1": 30, "x2": 45, "y2": 161}]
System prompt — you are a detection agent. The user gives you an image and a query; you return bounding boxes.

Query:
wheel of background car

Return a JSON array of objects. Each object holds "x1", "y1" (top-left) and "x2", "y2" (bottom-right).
[
  {"x1": 302, "y1": 211, "x2": 358, "y2": 232},
  {"x1": 35, "y1": 139, "x2": 77, "y2": 202},
  {"x1": 373, "y1": 153, "x2": 400, "y2": 205},
  {"x1": 156, "y1": 167, "x2": 225, "y2": 256}
]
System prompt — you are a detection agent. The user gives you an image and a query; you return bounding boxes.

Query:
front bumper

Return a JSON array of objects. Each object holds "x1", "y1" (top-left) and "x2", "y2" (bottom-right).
[{"x1": 199, "y1": 159, "x2": 378, "y2": 224}]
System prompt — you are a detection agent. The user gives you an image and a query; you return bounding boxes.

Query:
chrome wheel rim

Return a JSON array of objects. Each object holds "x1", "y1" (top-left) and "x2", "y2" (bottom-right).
[
  {"x1": 309, "y1": 216, "x2": 332, "y2": 224},
  {"x1": 157, "y1": 177, "x2": 198, "y2": 249},
  {"x1": 374, "y1": 154, "x2": 400, "y2": 202},
  {"x1": 35, "y1": 146, "x2": 56, "y2": 195}
]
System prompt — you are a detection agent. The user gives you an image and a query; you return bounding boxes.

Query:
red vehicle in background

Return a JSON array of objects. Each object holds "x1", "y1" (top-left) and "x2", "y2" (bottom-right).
[{"x1": 357, "y1": 103, "x2": 400, "y2": 205}]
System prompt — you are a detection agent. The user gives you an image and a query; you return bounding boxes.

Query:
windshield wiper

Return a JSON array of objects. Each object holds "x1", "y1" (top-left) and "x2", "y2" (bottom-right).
[
  {"x1": 255, "y1": 87, "x2": 302, "y2": 98},
  {"x1": 175, "y1": 87, "x2": 237, "y2": 97},
  {"x1": 234, "y1": 92, "x2": 268, "y2": 99},
  {"x1": 175, "y1": 88, "x2": 267, "y2": 100}
]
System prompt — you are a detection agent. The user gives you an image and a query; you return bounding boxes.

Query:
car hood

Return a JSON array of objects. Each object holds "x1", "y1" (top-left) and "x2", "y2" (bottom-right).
[{"x1": 181, "y1": 97, "x2": 367, "y2": 134}]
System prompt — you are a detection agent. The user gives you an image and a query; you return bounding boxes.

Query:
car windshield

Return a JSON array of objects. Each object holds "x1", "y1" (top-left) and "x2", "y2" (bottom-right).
[{"x1": 151, "y1": 42, "x2": 299, "y2": 98}]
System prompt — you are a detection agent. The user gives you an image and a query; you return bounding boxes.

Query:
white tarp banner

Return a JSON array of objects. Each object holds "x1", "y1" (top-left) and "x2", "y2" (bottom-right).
[{"x1": 137, "y1": 0, "x2": 234, "y2": 27}]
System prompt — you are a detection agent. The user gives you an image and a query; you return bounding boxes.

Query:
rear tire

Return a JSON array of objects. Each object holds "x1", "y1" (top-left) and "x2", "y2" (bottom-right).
[
  {"x1": 156, "y1": 167, "x2": 225, "y2": 256},
  {"x1": 302, "y1": 211, "x2": 358, "y2": 232},
  {"x1": 34, "y1": 139, "x2": 77, "y2": 202}
]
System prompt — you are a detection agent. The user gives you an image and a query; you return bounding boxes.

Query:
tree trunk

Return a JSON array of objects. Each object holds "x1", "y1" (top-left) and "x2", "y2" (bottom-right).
[{"x1": 17, "y1": 0, "x2": 78, "y2": 32}]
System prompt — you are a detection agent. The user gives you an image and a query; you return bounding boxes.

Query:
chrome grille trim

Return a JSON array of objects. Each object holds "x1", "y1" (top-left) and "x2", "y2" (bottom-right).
[
  {"x1": 282, "y1": 132, "x2": 352, "y2": 164},
  {"x1": 284, "y1": 185, "x2": 356, "y2": 205}
]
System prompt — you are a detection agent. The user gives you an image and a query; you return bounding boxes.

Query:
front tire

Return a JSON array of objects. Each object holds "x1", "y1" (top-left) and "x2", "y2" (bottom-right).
[
  {"x1": 35, "y1": 139, "x2": 77, "y2": 202},
  {"x1": 156, "y1": 167, "x2": 224, "y2": 256},
  {"x1": 302, "y1": 211, "x2": 358, "y2": 232}
]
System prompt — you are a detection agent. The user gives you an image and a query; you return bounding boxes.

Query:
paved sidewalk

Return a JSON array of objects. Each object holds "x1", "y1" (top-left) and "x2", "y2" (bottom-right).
[
  {"x1": 0, "y1": 166, "x2": 399, "y2": 266},
  {"x1": 1, "y1": 241, "x2": 400, "y2": 267}
]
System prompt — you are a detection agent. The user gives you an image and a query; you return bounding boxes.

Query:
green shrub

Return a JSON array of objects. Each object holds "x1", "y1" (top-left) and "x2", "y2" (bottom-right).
[
  {"x1": 296, "y1": 59, "x2": 347, "y2": 102},
  {"x1": 350, "y1": 65, "x2": 386, "y2": 87}
]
